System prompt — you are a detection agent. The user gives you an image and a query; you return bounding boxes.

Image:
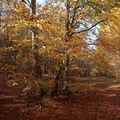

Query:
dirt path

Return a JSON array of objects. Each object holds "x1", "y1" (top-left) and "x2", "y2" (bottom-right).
[{"x1": 0, "y1": 76, "x2": 120, "y2": 120}]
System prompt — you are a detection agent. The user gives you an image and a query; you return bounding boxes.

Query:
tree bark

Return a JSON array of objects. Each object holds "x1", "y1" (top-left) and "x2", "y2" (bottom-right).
[
  {"x1": 54, "y1": 0, "x2": 70, "y2": 95},
  {"x1": 30, "y1": 0, "x2": 42, "y2": 78},
  {"x1": 54, "y1": 63, "x2": 66, "y2": 95}
]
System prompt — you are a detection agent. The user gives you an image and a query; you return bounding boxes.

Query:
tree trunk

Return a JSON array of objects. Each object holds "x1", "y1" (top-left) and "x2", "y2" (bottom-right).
[
  {"x1": 54, "y1": 0, "x2": 70, "y2": 95},
  {"x1": 30, "y1": 0, "x2": 42, "y2": 78},
  {"x1": 54, "y1": 62, "x2": 66, "y2": 96},
  {"x1": 31, "y1": 0, "x2": 36, "y2": 15},
  {"x1": 33, "y1": 52, "x2": 42, "y2": 78}
]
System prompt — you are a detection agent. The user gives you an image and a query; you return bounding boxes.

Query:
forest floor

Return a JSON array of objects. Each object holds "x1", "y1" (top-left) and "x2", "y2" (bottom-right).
[{"x1": 0, "y1": 75, "x2": 120, "y2": 120}]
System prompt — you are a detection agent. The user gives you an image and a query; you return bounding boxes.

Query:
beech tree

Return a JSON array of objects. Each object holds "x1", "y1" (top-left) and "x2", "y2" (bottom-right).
[
  {"x1": 96, "y1": 4, "x2": 120, "y2": 79},
  {"x1": 53, "y1": 0, "x2": 119, "y2": 93}
]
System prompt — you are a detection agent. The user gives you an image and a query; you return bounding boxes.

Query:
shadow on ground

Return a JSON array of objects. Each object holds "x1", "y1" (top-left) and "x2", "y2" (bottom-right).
[{"x1": 0, "y1": 75, "x2": 120, "y2": 120}]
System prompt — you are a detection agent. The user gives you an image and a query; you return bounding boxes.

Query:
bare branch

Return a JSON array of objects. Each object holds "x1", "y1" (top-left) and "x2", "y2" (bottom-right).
[
  {"x1": 26, "y1": 0, "x2": 31, "y2": 4},
  {"x1": 72, "y1": 19, "x2": 105, "y2": 35},
  {"x1": 21, "y1": 0, "x2": 31, "y2": 7}
]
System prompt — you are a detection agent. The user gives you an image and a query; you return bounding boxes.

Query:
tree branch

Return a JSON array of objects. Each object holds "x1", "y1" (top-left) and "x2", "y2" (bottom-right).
[
  {"x1": 71, "y1": 19, "x2": 105, "y2": 35},
  {"x1": 21, "y1": 0, "x2": 31, "y2": 7}
]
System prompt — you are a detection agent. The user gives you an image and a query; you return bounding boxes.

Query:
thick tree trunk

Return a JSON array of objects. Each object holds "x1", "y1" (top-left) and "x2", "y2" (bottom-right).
[
  {"x1": 34, "y1": 52, "x2": 42, "y2": 78},
  {"x1": 31, "y1": 0, "x2": 36, "y2": 15},
  {"x1": 54, "y1": 63, "x2": 66, "y2": 96},
  {"x1": 54, "y1": 0, "x2": 70, "y2": 95},
  {"x1": 30, "y1": 0, "x2": 42, "y2": 78}
]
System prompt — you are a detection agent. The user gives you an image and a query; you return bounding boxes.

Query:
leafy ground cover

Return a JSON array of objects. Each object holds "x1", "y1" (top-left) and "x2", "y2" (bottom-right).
[{"x1": 0, "y1": 75, "x2": 120, "y2": 120}]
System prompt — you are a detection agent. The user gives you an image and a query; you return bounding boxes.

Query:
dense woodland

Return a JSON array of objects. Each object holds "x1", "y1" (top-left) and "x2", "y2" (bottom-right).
[{"x1": 0, "y1": 0, "x2": 120, "y2": 120}]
